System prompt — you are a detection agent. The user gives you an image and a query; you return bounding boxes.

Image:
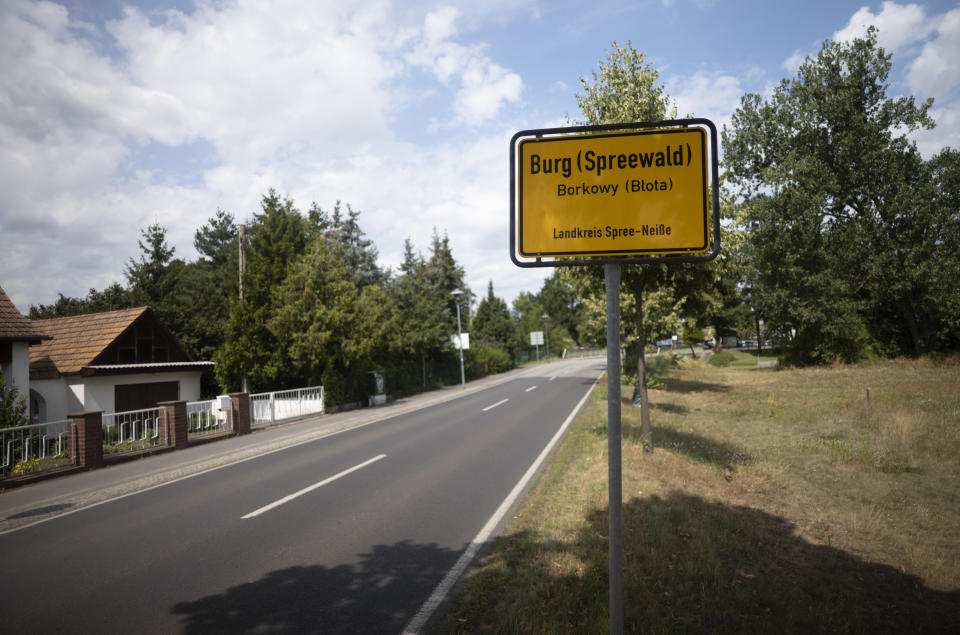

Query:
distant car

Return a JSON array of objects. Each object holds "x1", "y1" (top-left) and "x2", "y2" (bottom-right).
[{"x1": 742, "y1": 339, "x2": 758, "y2": 347}]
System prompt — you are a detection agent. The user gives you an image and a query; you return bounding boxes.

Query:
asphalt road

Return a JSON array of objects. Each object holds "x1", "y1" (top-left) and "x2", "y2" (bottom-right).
[{"x1": 0, "y1": 358, "x2": 602, "y2": 634}]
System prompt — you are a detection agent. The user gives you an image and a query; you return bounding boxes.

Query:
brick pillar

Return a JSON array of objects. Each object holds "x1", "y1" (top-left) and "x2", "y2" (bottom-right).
[
  {"x1": 228, "y1": 392, "x2": 251, "y2": 435},
  {"x1": 67, "y1": 411, "x2": 103, "y2": 469},
  {"x1": 158, "y1": 400, "x2": 188, "y2": 449}
]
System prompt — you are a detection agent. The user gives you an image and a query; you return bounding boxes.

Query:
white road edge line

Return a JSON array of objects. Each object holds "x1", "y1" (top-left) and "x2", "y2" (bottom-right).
[
  {"x1": 241, "y1": 454, "x2": 386, "y2": 520},
  {"x1": 525, "y1": 386, "x2": 537, "y2": 392},
  {"x1": 481, "y1": 398, "x2": 509, "y2": 412},
  {"x1": 549, "y1": 375, "x2": 557, "y2": 381},
  {"x1": 402, "y1": 369, "x2": 603, "y2": 634}
]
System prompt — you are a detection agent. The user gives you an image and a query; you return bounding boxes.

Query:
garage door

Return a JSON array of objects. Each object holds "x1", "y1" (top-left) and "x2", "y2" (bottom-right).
[{"x1": 115, "y1": 381, "x2": 180, "y2": 412}]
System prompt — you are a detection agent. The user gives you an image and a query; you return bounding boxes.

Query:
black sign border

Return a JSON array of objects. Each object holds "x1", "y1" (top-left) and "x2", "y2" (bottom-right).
[{"x1": 510, "y1": 118, "x2": 720, "y2": 268}]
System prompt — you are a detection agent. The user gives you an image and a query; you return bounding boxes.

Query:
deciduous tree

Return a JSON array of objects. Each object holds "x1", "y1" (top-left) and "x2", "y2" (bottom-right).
[{"x1": 723, "y1": 27, "x2": 957, "y2": 361}]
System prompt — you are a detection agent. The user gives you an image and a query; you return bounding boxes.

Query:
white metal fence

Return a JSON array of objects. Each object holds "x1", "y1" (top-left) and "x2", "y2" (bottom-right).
[
  {"x1": 250, "y1": 386, "x2": 324, "y2": 428},
  {"x1": 102, "y1": 407, "x2": 165, "y2": 456},
  {"x1": 1, "y1": 419, "x2": 75, "y2": 478},
  {"x1": 186, "y1": 399, "x2": 229, "y2": 439}
]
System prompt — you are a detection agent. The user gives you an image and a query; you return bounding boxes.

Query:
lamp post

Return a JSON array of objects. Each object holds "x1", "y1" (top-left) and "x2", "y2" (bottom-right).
[
  {"x1": 542, "y1": 313, "x2": 550, "y2": 360},
  {"x1": 452, "y1": 290, "x2": 466, "y2": 388}
]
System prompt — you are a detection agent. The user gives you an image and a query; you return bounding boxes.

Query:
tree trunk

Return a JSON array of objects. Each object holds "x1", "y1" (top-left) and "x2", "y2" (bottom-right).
[
  {"x1": 898, "y1": 296, "x2": 927, "y2": 355},
  {"x1": 421, "y1": 352, "x2": 427, "y2": 388},
  {"x1": 635, "y1": 277, "x2": 653, "y2": 453},
  {"x1": 756, "y1": 314, "x2": 762, "y2": 356}
]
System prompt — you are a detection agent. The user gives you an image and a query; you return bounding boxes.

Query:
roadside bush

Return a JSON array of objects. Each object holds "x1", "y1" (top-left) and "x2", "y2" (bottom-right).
[
  {"x1": 709, "y1": 351, "x2": 737, "y2": 367},
  {"x1": 468, "y1": 343, "x2": 513, "y2": 376},
  {"x1": 1, "y1": 374, "x2": 28, "y2": 428}
]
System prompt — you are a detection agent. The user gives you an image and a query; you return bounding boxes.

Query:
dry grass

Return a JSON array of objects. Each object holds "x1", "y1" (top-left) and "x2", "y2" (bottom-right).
[{"x1": 440, "y1": 354, "x2": 960, "y2": 633}]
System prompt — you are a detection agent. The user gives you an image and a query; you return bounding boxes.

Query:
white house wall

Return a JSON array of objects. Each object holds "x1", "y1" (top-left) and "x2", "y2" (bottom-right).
[
  {"x1": 32, "y1": 370, "x2": 204, "y2": 422},
  {"x1": 31, "y1": 378, "x2": 71, "y2": 423},
  {"x1": 1, "y1": 341, "x2": 31, "y2": 400}
]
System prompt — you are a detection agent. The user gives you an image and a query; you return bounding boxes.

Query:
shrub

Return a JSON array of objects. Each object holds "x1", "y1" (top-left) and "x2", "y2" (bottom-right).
[
  {"x1": 1, "y1": 374, "x2": 28, "y2": 428},
  {"x1": 468, "y1": 343, "x2": 513, "y2": 376},
  {"x1": 709, "y1": 351, "x2": 737, "y2": 367}
]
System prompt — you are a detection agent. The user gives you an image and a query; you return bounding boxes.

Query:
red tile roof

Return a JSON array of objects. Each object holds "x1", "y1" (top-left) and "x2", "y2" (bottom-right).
[
  {"x1": 29, "y1": 307, "x2": 150, "y2": 376},
  {"x1": 0, "y1": 285, "x2": 48, "y2": 343}
]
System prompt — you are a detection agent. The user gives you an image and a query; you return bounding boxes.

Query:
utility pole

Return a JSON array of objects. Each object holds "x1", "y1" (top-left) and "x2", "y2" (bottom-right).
[
  {"x1": 542, "y1": 313, "x2": 550, "y2": 360},
  {"x1": 238, "y1": 224, "x2": 249, "y2": 394},
  {"x1": 451, "y1": 290, "x2": 465, "y2": 389}
]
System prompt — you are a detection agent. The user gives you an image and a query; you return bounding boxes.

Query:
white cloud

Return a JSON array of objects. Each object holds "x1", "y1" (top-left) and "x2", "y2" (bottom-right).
[
  {"x1": 405, "y1": 7, "x2": 523, "y2": 126},
  {"x1": 832, "y1": 1, "x2": 934, "y2": 52},
  {"x1": 907, "y1": 8, "x2": 960, "y2": 98},
  {"x1": 782, "y1": 48, "x2": 806, "y2": 73},
  {"x1": 0, "y1": 0, "x2": 536, "y2": 310},
  {"x1": 667, "y1": 69, "x2": 744, "y2": 134},
  {"x1": 785, "y1": 2, "x2": 939, "y2": 81}
]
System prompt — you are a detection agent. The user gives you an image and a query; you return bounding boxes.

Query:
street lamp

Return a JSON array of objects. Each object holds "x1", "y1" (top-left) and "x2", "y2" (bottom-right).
[
  {"x1": 452, "y1": 289, "x2": 466, "y2": 388},
  {"x1": 542, "y1": 313, "x2": 550, "y2": 360}
]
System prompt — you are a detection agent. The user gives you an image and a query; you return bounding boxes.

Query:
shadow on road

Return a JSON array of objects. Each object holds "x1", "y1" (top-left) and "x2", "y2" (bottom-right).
[{"x1": 170, "y1": 540, "x2": 461, "y2": 634}]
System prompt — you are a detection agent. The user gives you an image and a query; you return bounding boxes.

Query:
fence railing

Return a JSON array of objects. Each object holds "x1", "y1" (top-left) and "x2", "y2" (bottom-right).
[
  {"x1": 102, "y1": 407, "x2": 165, "y2": 457},
  {"x1": 250, "y1": 386, "x2": 324, "y2": 428},
  {"x1": 186, "y1": 399, "x2": 228, "y2": 439},
  {"x1": 1, "y1": 419, "x2": 75, "y2": 478},
  {"x1": 562, "y1": 348, "x2": 613, "y2": 359}
]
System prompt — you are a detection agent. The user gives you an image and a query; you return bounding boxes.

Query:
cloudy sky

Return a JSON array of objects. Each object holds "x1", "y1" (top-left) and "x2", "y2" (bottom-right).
[{"x1": 2, "y1": 0, "x2": 958, "y2": 311}]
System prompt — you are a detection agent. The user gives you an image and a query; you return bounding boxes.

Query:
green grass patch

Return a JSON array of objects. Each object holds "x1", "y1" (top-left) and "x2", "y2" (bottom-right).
[{"x1": 439, "y1": 357, "x2": 960, "y2": 633}]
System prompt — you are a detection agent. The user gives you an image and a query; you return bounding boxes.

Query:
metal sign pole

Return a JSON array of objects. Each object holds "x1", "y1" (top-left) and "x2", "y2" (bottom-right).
[{"x1": 605, "y1": 262, "x2": 624, "y2": 634}]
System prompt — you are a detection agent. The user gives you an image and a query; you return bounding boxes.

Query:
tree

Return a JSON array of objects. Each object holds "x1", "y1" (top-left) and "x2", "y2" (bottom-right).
[
  {"x1": 573, "y1": 41, "x2": 721, "y2": 451},
  {"x1": 537, "y1": 271, "x2": 585, "y2": 348},
  {"x1": 325, "y1": 201, "x2": 389, "y2": 288},
  {"x1": 194, "y1": 209, "x2": 237, "y2": 265},
  {"x1": 426, "y1": 228, "x2": 472, "y2": 331},
  {"x1": 682, "y1": 322, "x2": 704, "y2": 358},
  {"x1": 388, "y1": 238, "x2": 452, "y2": 389},
  {"x1": 269, "y1": 236, "x2": 392, "y2": 404},
  {"x1": 216, "y1": 190, "x2": 308, "y2": 391},
  {"x1": 126, "y1": 222, "x2": 178, "y2": 308},
  {"x1": 176, "y1": 210, "x2": 240, "y2": 394},
  {"x1": 29, "y1": 283, "x2": 134, "y2": 319},
  {"x1": 473, "y1": 281, "x2": 516, "y2": 356},
  {"x1": 723, "y1": 27, "x2": 957, "y2": 362}
]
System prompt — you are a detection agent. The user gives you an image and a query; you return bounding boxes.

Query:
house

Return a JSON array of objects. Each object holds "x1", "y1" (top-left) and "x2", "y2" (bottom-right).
[
  {"x1": 0, "y1": 286, "x2": 50, "y2": 422},
  {"x1": 28, "y1": 306, "x2": 213, "y2": 422}
]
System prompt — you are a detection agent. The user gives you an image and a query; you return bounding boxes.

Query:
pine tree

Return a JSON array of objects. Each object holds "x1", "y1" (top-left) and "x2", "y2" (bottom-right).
[
  {"x1": 216, "y1": 190, "x2": 308, "y2": 391},
  {"x1": 473, "y1": 281, "x2": 516, "y2": 355}
]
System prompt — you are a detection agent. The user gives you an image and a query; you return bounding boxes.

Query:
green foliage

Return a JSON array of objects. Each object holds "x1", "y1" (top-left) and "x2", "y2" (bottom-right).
[
  {"x1": 708, "y1": 351, "x2": 737, "y2": 367},
  {"x1": 473, "y1": 281, "x2": 516, "y2": 358},
  {"x1": 268, "y1": 236, "x2": 393, "y2": 404},
  {"x1": 28, "y1": 283, "x2": 135, "y2": 319},
  {"x1": 724, "y1": 27, "x2": 958, "y2": 363},
  {"x1": 125, "y1": 222, "x2": 178, "y2": 307},
  {"x1": 216, "y1": 190, "x2": 309, "y2": 391},
  {"x1": 576, "y1": 41, "x2": 677, "y2": 125},
  {"x1": 387, "y1": 238, "x2": 452, "y2": 382},
  {"x1": 467, "y1": 342, "x2": 513, "y2": 376},
  {"x1": 323, "y1": 200, "x2": 389, "y2": 288},
  {"x1": 426, "y1": 228, "x2": 472, "y2": 332},
  {"x1": 0, "y1": 374, "x2": 28, "y2": 428},
  {"x1": 572, "y1": 41, "x2": 730, "y2": 448}
]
